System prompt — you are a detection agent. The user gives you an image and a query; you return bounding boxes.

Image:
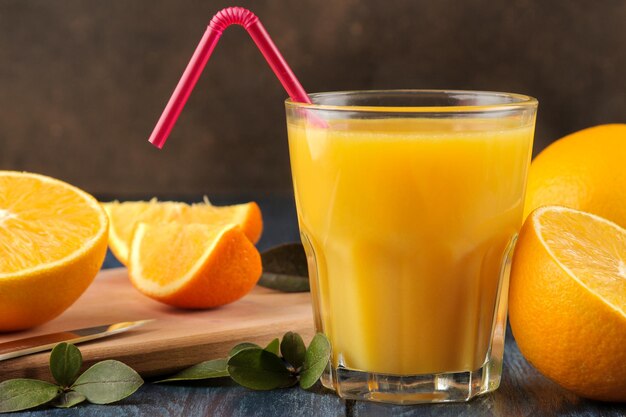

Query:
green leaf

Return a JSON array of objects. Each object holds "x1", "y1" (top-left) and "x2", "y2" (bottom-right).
[
  {"x1": 71, "y1": 360, "x2": 143, "y2": 404},
  {"x1": 0, "y1": 379, "x2": 60, "y2": 413},
  {"x1": 227, "y1": 348, "x2": 296, "y2": 390},
  {"x1": 265, "y1": 338, "x2": 280, "y2": 356},
  {"x1": 229, "y1": 342, "x2": 260, "y2": 358},
  {"x1": 300, "y1": 333, "x2": 331, "y2": 389},
  {"x1": 259, "y1": 244, "x2": 310, "y2": 292},
  {"x1": 258, "y1": 273, "x2": 310, "y2": 292},
  {"x1": 261, "y1": 243, "x2": 309, "y2": 276},
  {"x1": 156, "y1": 359, "x2": 229, "y2": 383},
  {"x1": 280, "y1": 332, "x2": 306, "y2": 369},
  {"x1": 50, "y1": 342, "x2": 83, "y2": 387},
  {"x1": 52, "y1": 391, "x2": 86, "y2": 408}
]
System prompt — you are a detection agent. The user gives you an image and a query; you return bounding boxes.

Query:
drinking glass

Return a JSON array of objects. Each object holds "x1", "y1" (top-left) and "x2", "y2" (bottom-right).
[{"x1": 285, "y1": 90, "x2": 537, "y2": 404}]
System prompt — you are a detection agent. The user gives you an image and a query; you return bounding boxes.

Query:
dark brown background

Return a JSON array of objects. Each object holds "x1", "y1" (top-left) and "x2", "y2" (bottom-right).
[{"x1": 1, "y1": 0, "x2": 625, "y2": 197}]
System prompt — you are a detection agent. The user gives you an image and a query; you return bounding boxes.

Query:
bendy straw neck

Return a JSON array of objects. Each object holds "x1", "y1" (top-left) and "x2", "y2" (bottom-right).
[{"x1": 148, "y1": 7, "x2": 311, "y2": 149}]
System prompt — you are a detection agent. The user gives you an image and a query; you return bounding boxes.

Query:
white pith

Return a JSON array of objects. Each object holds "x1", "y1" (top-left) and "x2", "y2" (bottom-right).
[{"x1": 0, "y1": 209, "x2": 15, "y2": 225}]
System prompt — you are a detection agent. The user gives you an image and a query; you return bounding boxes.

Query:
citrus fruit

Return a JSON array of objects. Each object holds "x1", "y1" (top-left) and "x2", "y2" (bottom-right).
[
  {"x1": 524, "y1": 124, "x2": 626, "y2": 227},
  {"x1": 102, "y1": 199, "x2": 262, "y2": 266},
  {"x1": 0, "y1": 171, "x2": 108, "y2": 331},
  {"x1": 509, "y1": 205, "x2": 626, "y2": 401},
  {"x1": 128, "y1": 222, "x2": 261, "y2": 309}
]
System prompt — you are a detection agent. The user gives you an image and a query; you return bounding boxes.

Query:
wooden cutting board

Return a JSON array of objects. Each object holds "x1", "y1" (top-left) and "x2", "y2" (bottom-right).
[{"x1": 0, "y1": 268, "x2": 314, "y2": 381}]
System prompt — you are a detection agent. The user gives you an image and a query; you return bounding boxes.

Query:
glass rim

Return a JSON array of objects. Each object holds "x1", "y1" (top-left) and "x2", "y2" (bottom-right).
[{"x1": 285, "y1": 89, "x2": 538, "y2": 114}]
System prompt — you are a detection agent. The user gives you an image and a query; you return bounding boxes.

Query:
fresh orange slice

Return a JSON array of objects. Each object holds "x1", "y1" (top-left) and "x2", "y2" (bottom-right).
[
  {"x1": 0, "y1": 171, "x2": 108, "y2": 331},
  {"x1": 128, "y1": 222, "x2": 262, "y2": 308},
  {"x1": 102, "y1": 199, "x2": 262, "y2": 266},
  {"x1": 509, "y1": 206, "x2": 626, "y2": 401}
]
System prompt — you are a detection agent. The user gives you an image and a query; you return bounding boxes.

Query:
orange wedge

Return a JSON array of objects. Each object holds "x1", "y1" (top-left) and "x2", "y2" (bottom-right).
[
  {"x1": 0, "y1": 171, "x2": 108, "y2": 331},
  {"x1": 128, "y1": 222, "x2": 262, "y2": 309},
  {"x1": 509, "y1": 206, "x2": 626, "y2": 401},
  {"x1": 102, "y1": 199, "x2": 262, "y2": 266}
]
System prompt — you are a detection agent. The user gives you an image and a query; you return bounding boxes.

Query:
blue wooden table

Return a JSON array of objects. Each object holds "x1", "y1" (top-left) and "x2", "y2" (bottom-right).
[{"x1": 9, "y1": 196, "x2": 626, "y2": 416}]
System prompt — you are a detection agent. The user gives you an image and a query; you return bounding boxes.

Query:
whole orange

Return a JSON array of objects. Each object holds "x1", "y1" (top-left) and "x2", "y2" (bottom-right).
[{"x1": 524, "y1": 124, "x2": 626, "y2": 227}]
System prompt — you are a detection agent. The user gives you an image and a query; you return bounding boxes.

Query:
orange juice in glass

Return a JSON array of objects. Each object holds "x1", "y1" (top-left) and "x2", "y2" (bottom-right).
[{"x1": 286, "y1": 90, "x2": 537, "y2": 404}]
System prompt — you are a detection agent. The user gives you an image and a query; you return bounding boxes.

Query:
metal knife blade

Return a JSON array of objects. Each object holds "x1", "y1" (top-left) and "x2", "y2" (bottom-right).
[{"x1": 0, "y1": 319, "x2": 153, "y2": 361}]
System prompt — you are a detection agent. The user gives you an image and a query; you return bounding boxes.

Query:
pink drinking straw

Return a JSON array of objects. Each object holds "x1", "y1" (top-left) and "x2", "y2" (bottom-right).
[{"x1": 148, "y1": 7, "x2": 311, "y2": 149}]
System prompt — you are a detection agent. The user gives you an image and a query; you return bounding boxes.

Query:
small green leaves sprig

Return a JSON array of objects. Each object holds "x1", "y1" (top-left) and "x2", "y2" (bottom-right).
[
  {"x1": 0, "y1": 332, "x2": 329, "y2": 413},
  {"x1": 0, "y1": 343, "x2": 143, "y2": 413},
  {"x1": 158, "y1": 332, "x2": 331, "y2": 390}
]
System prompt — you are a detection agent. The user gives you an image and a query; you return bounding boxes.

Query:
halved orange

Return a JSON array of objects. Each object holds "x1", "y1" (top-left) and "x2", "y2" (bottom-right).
[
  {"x1": 509, "y1": 206, "x2": 626, "y2": 401},
  {"x1": 102, "y1": 199, "x2": 262, "y2": 266},
  {"x1": 128, "y1": 222, "x2": 262, "y2": 309},
  {"x1": 0, "y1": 171, "x2": 108, "y2": 331}
]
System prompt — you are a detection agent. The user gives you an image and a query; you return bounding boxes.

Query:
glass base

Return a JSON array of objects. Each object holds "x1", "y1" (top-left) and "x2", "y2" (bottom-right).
[
  {"x1": 321, "y1": 355, "x2": 503, "y2": 405},
  {"x1": 313, "y1": 235, "x2": 514, "y2": 405}
]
